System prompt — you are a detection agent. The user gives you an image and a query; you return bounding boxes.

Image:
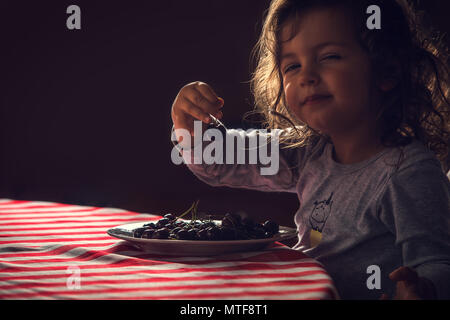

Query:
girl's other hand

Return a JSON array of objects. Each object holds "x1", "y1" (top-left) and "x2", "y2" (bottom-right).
[
  {"x1": 379, "y1": 266, "x2": 437, "y2": 300},
  {"x1": 171, "y1": 81, "x2": 224, "y2": 140}
]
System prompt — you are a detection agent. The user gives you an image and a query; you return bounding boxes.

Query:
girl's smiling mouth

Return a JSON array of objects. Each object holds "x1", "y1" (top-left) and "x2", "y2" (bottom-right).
[{"x1": 302, "y1": 94, "x2": 332, "y2": 106}]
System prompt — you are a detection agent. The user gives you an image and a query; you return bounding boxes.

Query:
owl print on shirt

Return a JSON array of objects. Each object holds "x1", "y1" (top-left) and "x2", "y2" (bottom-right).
[{"x1": 309, "y1": 192, "x2": 334, "y2": 232}]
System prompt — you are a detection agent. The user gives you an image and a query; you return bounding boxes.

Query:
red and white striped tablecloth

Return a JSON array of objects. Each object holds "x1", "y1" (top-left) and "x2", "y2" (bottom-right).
[{"x1": 0, "y1": 199, "x2": 339, "y2": 300}]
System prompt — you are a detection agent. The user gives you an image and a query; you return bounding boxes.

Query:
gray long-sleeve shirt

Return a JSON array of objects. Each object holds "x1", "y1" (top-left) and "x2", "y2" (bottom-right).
[{"x1": 176, "y1": 128, "x2": 450, "y2": 299}]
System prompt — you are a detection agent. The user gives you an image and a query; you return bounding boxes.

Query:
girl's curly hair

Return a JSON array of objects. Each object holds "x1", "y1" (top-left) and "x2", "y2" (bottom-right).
[{"x1": 249, "y1": 0, "x2": 450, "y2": 173}]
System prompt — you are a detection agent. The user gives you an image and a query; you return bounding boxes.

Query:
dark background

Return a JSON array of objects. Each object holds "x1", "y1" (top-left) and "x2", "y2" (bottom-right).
[{"x1": 1, "y1": 1, "x2": 449, "y2": 230}]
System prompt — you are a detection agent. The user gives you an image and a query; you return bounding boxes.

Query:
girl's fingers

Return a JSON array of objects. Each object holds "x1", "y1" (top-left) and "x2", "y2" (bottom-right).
[
  {"x1": 180, "y1": 97, "x2": 212, "y2": 124},
  {"x1": 195, "y1": 82, "x2": 223, "y2": 106},
  {"x1": 190, "y1": 83, "x2": 223, "y2": 115},
  {"x1": 171, "y1": 81, "x2": 224, "y2": 135},
  {"x1": 389, "y1": 267, "x2": 418, "y2": 283},
  {"x1": 186, "y1": 90, "x2": 223, "y2": 118}
]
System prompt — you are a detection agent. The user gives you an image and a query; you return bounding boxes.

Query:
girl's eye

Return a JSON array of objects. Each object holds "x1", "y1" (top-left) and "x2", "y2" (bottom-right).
[
  {"x1": 283, "y1": 55, "x2": 340, "y2": 74},
  {"x1": 322, "y1": 54, "x2": 341, "y2": 61},
  {"x1": 284, "y1": 64, "x2": 300, "y2": 74}
]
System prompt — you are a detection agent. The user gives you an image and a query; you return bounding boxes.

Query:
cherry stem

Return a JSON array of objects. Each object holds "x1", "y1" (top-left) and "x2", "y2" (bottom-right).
[{"x1": 177, "y1": 200, "x2": 200, "y2": 222}]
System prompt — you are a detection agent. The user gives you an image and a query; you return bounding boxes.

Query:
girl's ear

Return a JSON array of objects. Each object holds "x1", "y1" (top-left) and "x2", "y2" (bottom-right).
[{"x1": 377, "y1": 61, "x2": 401, "y2": 92}]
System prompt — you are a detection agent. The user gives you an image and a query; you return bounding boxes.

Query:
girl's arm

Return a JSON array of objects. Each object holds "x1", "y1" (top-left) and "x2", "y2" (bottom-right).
[
  {"x1": 378, "y1": 159, "x2": 450, "y2": 299},
  {"x1": 172, "y1": 126, "x2": 321, "y2": 193}
]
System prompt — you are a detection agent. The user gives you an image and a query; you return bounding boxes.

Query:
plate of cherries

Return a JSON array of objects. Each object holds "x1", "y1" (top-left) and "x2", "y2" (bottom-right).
[{"x1": 107, "y1": 201, "x2": 298, "y2": 256}]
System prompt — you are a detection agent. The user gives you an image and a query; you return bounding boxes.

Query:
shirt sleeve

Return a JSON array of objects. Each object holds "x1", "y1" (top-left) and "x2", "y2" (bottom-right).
[
  {"x1": 172, "y1": 126, "x2": 317, "y2": 193},
  {"x1": 377, "y1": 159, "x2": 450, "y2": 299}
]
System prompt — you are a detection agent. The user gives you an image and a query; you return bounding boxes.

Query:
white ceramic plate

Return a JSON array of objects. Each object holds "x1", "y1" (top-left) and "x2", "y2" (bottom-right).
[{"x1": 107, "y1": 221, "x2": 298, "y2": 256}]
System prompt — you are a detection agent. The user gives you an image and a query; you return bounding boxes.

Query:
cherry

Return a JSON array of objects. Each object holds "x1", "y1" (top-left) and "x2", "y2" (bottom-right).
[
  {"x1": 187, "y1": 228, "x2": 198, "y2": 240},
  {"x1": 141, "y1": 229, "x2": 155, "y2": 239},
  {"x1": 164, "y1": 213, "x2": 176, "y2": 221},
  {"x1": 206, "y1": 226, "x2": 222, "y2": 240},
  {"x1": 152, "y1": 228, "x2": 170, "y2": 239},
  {"x1": 176, "y1": 229, "x2": 190, "y2": 240},
  {"x1": 263, "y1": 220, "x2": 279, "y2": 234},
  {"x1": 133, "y1": 227, "x2": 146, "y2": 238},
  {"x1": 156, "y1": 218, "x2": 170, "y2": 228},
  {"x1": 197, "y1": 229, "x2": 208, "y2": 240}
]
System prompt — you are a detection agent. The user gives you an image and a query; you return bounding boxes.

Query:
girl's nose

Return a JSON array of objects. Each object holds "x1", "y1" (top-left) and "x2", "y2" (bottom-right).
[{"x1": 299, "y1": 68, "x2": 320, "y2": 87}]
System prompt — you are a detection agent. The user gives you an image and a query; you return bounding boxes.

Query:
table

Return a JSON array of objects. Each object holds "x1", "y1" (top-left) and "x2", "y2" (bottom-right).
[{"x1": 0, "y1": 199, "x2": 339, "y2": 300}]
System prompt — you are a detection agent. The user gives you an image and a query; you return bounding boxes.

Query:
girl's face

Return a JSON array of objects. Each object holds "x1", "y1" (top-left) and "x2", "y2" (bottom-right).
[{"x1": 280, "y1": 6, "x2": 380, "y2": 137}]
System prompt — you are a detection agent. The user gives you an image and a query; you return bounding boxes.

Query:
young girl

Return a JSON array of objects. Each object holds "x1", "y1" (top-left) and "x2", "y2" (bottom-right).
[{"x1": 170, "y1": 0, "x2": 450, "y2": 300}]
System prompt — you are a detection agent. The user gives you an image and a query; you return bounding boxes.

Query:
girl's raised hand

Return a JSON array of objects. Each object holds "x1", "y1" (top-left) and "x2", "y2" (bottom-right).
[{"x1": 171, "y1": 81, "x2": 224, "y2": 140}]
